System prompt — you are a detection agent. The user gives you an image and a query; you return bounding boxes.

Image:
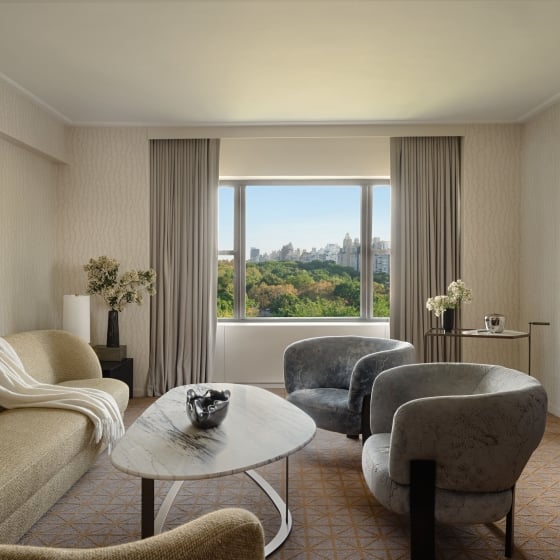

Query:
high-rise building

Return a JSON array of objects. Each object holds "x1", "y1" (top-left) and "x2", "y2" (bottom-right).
[
  {"x1": 374, "y1": 253, "x2": 390, "y2": 274},
  {"x1": 338, "y1": 233, "x2": 360, "y2": 270},
  {"x1": 250, "y1": 247, "x2": 260, "y2": 262}
]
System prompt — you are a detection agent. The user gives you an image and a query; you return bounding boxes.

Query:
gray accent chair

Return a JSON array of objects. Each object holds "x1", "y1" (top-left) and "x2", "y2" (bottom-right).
[
  {"x1": 361, "y1": 363, "x2": 548, "y2": 559},
  {"x1": 283, "y1": 336, "x2": 415, "y2": 440}
]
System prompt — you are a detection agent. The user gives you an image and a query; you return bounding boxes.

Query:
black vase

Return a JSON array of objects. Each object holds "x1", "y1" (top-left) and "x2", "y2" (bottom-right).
[
  {"x1": 441, "y1": 309, "x2": 455, "y2": 333},
  {"x1": 107, "y1": 310, "x2": 120, "y2": 348}
]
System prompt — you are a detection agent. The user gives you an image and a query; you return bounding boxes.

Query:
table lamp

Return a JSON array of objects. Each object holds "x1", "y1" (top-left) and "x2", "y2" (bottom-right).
[{"x1": 62, "y1": 294, "x2": 91, "y2": 343}]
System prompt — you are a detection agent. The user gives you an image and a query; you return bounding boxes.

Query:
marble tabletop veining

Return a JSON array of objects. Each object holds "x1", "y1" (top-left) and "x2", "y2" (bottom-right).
[{"x1": 111, "y1": 383, "x2": 316, "y2": 480}]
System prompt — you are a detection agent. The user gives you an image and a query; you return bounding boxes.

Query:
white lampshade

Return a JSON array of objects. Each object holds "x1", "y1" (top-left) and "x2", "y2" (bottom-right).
[{"x1": 63, "y1": 295, "x2": 91, "y2": 343}]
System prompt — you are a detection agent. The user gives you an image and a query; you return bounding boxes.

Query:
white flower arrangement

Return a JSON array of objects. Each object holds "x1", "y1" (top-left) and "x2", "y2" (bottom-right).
[
  {"x1": 426, "y1": 279, "x2": 472, "y2": 317},
  {"x1": 84, "y1": 256, "x2": 157, "y2": 312}
]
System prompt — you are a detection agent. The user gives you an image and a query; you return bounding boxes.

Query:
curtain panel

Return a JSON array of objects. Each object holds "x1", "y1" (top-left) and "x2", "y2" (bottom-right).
[
  {"x1": 390, "y1": 136, "x2": 462, "y2": 362},
  {"x1": 147, "y1": 139, "x2": 220, "y2": 396}
]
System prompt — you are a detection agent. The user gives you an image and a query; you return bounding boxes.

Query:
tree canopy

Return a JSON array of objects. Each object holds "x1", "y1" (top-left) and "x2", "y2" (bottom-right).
[{"x1": 218, "y1": 260, "x2": 390, "y2": 319}]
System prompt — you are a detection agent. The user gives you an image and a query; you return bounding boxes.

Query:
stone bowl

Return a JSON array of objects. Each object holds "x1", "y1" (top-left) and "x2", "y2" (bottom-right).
[{"x1": 186, "y1": 388, "x2": 231, "y2": 429}]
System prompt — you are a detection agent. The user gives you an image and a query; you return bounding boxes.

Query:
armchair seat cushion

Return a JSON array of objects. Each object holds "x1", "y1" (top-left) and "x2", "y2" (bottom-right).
[
  {"x1": 283, "y1": 336, "x2": 415, "y2": 438},
  {"x1": 287, "y1": 388, "x2": 361, "y2": 435},
  {"x1": 362, "y1": 433, "x2": 513, "y2": 524}
]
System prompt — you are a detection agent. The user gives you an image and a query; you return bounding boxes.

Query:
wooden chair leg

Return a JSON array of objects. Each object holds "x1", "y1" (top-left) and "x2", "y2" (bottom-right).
[
  {"x1": 361, "y1": 393, "x2": 372, "y2": 444},
  {"x1": 505, "y1": 486, "x2": 515, "y2": 558},
  {"x1": 410, "y1": 460, "x2": 436, "y2": 560}
]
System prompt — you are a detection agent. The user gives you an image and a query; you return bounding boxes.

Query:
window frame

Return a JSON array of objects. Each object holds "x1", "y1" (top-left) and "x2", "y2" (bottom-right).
[{"x1": 218, "y1": 179, "x2": 390, "y2": 322}]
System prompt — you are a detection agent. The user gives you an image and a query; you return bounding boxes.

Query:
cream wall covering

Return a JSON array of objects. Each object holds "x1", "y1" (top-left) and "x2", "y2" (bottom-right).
[
  {"x1": 0, "y1": 78, "x2": 67, "y2": 163},
  {"x1": 220, "y1": 137, "x2": 390, "y2": 178},
  {"x1": 57, "y1": 127, "x2": 526, "y2": 393},
  {"x1": 521, "y1": 102, "x2": 560, "y2": 416},
  {"x1": 2, "y1": 77, "x2": 557, "y2": 405},
  {"x1": 0, "y1": 78, "x2": 65, "y2": 337},
  {"x1": 57, "y1": 127, "x2": 151, "y2": 396},
  {"x1": 0, "y1": 137, "x2": 58, "y2": 335},
  {"x1": 462, "y1": 125, "x2": 522, "y2": 368}
]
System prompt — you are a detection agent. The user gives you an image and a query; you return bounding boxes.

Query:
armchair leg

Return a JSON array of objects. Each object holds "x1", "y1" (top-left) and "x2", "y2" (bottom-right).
[
  {"x1": 410, "y1": 460, "x2": 436, "y2": 560},
  {"x1": 361, "y1": 394, "x2": 372, "y2": 444},
  {"x1": 505, "y1": 486, "x2": 515, "y2": 557}
]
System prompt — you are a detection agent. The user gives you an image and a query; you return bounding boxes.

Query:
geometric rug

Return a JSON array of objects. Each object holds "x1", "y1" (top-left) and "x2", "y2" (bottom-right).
[{"x1": 18, "y1": 398, "x2": 560, "y2": 559}]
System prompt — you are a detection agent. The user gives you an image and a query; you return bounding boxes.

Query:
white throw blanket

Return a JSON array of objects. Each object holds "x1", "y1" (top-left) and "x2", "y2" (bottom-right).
[{"x1": 0, "y1": 337, "x2": 124, "y2": 450}]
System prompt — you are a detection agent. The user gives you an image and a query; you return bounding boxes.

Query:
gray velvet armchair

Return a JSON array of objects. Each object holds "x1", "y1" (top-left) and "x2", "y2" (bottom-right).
[
  {"x1": 283, "y1": 336, "x2": 415, "y2": 440},
  {"x1": 362, "y1": 363, "x2": 548, "y2": 559}
]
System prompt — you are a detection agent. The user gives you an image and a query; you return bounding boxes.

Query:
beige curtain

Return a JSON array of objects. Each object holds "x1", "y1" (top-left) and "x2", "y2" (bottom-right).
[
  {"x1": 147, "y1": 139, "x2": 220, "y2": 396},
  {"x1": 390, "y1": 137, "x2": 462, "y2": 362}
]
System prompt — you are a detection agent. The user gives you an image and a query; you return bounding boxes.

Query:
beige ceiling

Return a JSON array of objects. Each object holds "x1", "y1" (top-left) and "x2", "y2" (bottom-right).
[{"x1": 1, "y1": 0, "x2": 560, "y2": 126}]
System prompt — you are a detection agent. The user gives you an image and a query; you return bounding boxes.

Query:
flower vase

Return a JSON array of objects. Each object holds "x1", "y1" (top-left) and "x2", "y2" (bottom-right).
[
  {"x1": 441, "y1": 309, "x2": 455, "y2": 333},
  {"x1": 107, "y1": 310, "x2": 120, "y2": 348}
]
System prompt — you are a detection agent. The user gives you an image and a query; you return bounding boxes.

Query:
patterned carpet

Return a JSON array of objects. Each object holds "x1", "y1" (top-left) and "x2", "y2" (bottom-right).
[{"x1": 18, "y1": 397, "x2": 560, "y2": 559}]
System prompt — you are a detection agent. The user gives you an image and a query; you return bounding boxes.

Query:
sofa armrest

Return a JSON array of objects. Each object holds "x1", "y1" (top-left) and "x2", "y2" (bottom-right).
[
  {"x1": 5, "y1": 330, "x2": 102, "y2": 384},
  {"x1": 0, "y1": 508, "x2": 265, "y2": 560}
]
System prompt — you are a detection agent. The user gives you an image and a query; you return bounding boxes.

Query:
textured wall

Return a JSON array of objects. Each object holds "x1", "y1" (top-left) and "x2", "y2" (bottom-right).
[
  {"x1": 0, "y1": 77, "x2": 67, "y2": 163},
  {"x1": 58, "y1": 125, "x2": 525, "y2": 395},
  {"x1": 220, "y1": 137, "x2": 390, "y2": 177},
  {"x1": 57, "y1": 127, "x2": 150, "y2": 396},
  {"x1": 461, "y1": 125, "x2": 523, "y2": 369},
  {"x1": 0, "y1": 136, "x2": 59, "y2": 335},
  {"x1": 0, "y1": 78, "x2": 543, "y2": 398},
  {"x1": 520, "y1": 101, "x2": 560, "y2": 414}
]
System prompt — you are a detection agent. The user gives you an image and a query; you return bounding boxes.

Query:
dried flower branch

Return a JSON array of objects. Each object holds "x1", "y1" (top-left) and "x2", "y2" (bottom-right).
[{"x1": 84, "y1": 256, "x2": 156, "y2": 312}]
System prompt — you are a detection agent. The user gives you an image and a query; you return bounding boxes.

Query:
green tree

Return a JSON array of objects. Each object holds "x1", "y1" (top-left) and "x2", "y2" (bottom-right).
[
  {"x1": 217, "y1": 258, "x2": 389, "y2": 319},
  {"x1": 217, "y1": 260, "x2": 234, "y2": 318},
  {"x1": 333, "y1": 279, "x2": 360, "y2": 308},
  {"x1": 372, "y1": 280, "x2": 390, "y2": 317}
]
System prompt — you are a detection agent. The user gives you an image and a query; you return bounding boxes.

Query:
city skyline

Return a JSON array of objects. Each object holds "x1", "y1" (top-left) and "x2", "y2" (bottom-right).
[
  {"x1": 248, "y1": 232, "x2": 390, "y2": 275},
  {"x1": 219, "y1": 184, "x2": 391, "y2": 254},
  {"x1": 249, "y1": 233, "x2": 390, "y2": 260}
]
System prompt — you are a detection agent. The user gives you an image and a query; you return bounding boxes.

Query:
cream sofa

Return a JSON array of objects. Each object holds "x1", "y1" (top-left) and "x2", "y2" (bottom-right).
[
  {"x1": 0, "y1": 330, "x2": 130, "y2": 544},
  {"x1": 0, "y1": 508, "x2": 265, "y2": 560}
]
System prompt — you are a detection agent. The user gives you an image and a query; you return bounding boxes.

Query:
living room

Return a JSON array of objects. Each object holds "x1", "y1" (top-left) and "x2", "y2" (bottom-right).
[{"x1": 1, "y1": 1, "x2": 559, "y2": 558}]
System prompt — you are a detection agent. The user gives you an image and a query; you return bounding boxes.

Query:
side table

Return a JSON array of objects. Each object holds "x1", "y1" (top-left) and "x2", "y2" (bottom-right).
[
  {"x1": 423, "y1": 323, "x2": 549, "y2": 376},
  {"x1": 100, "y1": 358, "x2": 133, "y2": 399}
]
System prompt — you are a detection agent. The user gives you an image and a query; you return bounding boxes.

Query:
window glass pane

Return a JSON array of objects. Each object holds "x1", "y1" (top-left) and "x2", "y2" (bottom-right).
[
  {"x1": 218, "y1": 186, "x2": 234, "y2": 318},
  {"x1": 371, "y1": 185, "x2": 390, "y2": 318},
  {"x1": 245, "y1": 185, "x2": 361, "y2": 318},
  {"x1": 218, "y1": 186, "x2": 234, "y2": 251}
]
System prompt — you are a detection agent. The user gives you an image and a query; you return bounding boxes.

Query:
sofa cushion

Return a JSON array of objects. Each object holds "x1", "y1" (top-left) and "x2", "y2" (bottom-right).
[
  {"x1": 0, "y1": 377, "x2": 128, "y2": 528},
  {"x1": 0, "y1": 407, "x2": 99, "y2": 526}
]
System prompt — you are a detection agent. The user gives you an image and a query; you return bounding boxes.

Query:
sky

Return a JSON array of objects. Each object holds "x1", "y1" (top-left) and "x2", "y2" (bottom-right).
[{"x1": 219, "y1": 184, "x2": 390, "y2": 255}]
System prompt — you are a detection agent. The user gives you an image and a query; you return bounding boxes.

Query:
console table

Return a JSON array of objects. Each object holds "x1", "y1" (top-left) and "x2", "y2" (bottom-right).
[
  {"x1": 100, "y1": 358, "x2": 133, "y2": 399},
  {"x1": 424, "y1": 328, "x2": 534, "y2": 373}
]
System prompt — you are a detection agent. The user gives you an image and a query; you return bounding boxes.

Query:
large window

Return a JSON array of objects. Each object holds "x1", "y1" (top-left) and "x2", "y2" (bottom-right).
[{"x1": 218, "y1": 180, "x2": 390, "y2": 320}]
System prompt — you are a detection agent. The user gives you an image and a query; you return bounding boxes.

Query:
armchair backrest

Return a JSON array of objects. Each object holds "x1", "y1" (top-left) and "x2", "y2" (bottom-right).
[
  {"x1": 284, "y1": 336, "x2": 412, "y2": 392},
  {"x1": 376, "y1": 363, "x2": 547, "y2": 494}
]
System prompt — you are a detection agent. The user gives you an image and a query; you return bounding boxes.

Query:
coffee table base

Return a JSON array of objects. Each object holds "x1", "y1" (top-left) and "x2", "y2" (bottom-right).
[{"x1": 142, "y1": 457, "x2": 292, "y2": 557}]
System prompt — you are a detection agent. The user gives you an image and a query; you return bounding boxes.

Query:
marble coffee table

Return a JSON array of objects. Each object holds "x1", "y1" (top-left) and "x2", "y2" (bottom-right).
[{"x1": 111, "y1": 383, "x2": 316, "y2": 556}]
